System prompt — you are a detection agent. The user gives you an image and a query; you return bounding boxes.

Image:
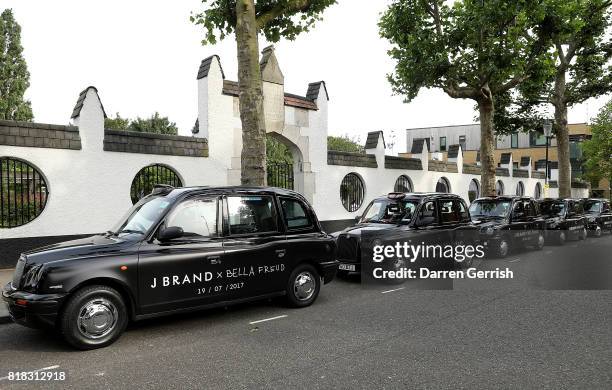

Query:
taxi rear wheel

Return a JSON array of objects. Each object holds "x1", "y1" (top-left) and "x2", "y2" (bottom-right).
[
  {"x1": 534, "y1": 232, "x2": 545, "y2": 250},
  {"x1": 593, "y1": 225, "x2": 602, "y2": 237},
  {"x1": 579, "y1": 227, "x2": 587, "y2": 240},
  {"x1": 557, "y1": 231, "x2": 566, "y2": 245},
  {"x1": 59, "y1": 285, "x2": 128, "y2": 350},
  {"x1": 286, "y1": 264, "x2": 320, "y2": 308}
]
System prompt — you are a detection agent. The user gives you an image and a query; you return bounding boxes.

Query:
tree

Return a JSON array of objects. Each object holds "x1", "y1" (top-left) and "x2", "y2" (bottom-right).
[
  {"x1": 0, "y1": 9, "x2": 33, "y2": 121},
  {"x1": 582, "y1": 99, "x2": 612, "y2": 199},
  {"x1": 104, "y1": 112, "x2": 179, "y2": 135},
  {"x1": 327, "y1": 135, "x2": 364, "y2": 153},
  {"x1": 104, "y1": 113, "x2": 130, "y2": 131},
  {"x1": 266, "y1": 136, "x2": 292, "y2": 163},
  {"x1": 500, "y1": 0, "x2": 611, "y2": 197},
  {"x1": 192, "y1": 0, "x2": 336, "y2": 186},
  {"x1": 379, "y1": 0, "x2": 550, "y2": 196}
]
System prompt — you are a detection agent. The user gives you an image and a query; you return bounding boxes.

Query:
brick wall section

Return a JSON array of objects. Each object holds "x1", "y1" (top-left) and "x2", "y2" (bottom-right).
[
  {"x1": 513, "y1": 169, "x2": 529, "y2": 178},
  {"x1": 327, "y1": 151, "x2": 377, "y2": 168},
  {"x1": 463, "y1": 164, "x2": 481, "y2": 175},
  {"x1": 103, "y1": 130, "x2": 208, "y2": 157},
  {"x1": 384, "y1": 156, "x2": 422, "y2": 170},
  {"x1": 532, "y1": 171, "x2": 545, "y2": 179},
  {"x1": 428, "y1": 160, "x2": 458, "y2": 173},
  {"x1": 496, "y1": 167, "x2": 510, "y2": 177},
  {"x1": 0, "y1": 120, "x2": 81, "y2": 150}
]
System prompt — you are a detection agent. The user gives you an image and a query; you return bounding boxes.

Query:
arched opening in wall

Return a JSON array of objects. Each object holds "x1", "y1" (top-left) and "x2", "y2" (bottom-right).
[
  {"x1": 515, "y1": 181, "x2": 525, "y2": 196},
  {"x1": 394, "y1": 175, "x2": 413, "y2": 192},
  {"x1": 340, "y1": 173, "x2": 365, "y2": 212},
  {"x1": 468, "y1": 179, "x2": 480, "y2": 203},
  {"x1": 496, "y1": 180, "x2": 505, "y2": 196},
  {"x1": 266, "y1": 132, "x2": 304, "y2": 192},
  {"x1": 130, "y1": 164, "x2": 182, "y2": 204},
  {"x1": 436, "y1": 177, "x2": 451, "y2": 193},
  {"x1": 0, "y1": 157, "x2": 49, "y2": 228},
  {"x1": 534, "y1": 182, "x2": 542, "y2": 199}
]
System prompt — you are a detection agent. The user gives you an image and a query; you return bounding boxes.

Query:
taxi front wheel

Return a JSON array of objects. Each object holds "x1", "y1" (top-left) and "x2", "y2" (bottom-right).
[
  {"x1": 286, "y1": 264, "x2": 320, "y2": 308},
  {"x1": 59, "y1": 285, "x2": 128, "y2": 350}
]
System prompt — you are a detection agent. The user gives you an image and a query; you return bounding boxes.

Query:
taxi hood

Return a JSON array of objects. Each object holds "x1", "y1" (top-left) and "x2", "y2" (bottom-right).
[{"x1": 22, "y1": 234, "x2": 138, "y2": 266}]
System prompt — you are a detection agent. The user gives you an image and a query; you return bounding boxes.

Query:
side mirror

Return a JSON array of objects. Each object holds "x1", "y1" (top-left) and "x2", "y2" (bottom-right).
[{"x1": 158, "y1": 226, "x2": 184, "y2": 241}]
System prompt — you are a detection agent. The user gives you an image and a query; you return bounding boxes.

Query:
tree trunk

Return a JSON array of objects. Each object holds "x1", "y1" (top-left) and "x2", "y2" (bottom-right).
[
  {"x1": 553, "y1": 71, "x2": 571, "y2": 198},
  {"x1": 478, "y1": 90, "x2": 497, "y2": 197},
  {"x1": 235, "y1": 0, "x2": 267, "y2": 186}
]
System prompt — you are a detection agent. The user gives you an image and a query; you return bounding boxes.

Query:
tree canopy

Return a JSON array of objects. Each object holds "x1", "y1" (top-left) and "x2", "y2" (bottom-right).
[
  {"x1": 582, "y1": 99, "x2": 612, "y2": 189},
  {"x1": 0, "y1": 9, "x2": 33, "y2": 121},
  {"x1": 105, "y1": 112, "x2": 179, "y2": 135},
  {"x1": 191, "y1": 0, "x2": 336, "y2": 44},
  {"x1": 379, "y1": 0, "x2": 550, "y2": 195},
  {"x1": 327, "y1": 135, "x2": 364, "y2": 153}
]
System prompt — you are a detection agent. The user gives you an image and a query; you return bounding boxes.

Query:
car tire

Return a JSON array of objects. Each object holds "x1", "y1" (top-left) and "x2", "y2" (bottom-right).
[
  {"x1": 285, "y1": 264, "x2": 320, "y2": 308},
  {"x1": 59, "y1": 285, "x2": 128, "y2": 350},
  {"x1": 494, "y1": 238, "x2": 510, "y2": 258},
  {"x1": 594, "y1": 225, "x2": 602, "y2": 238},
  {"x1": 534, "y1": 232, "x2": 545, "y2": 250},
  {"x1": 557, "y1": 231, "x2": 566, "y2": 245},
  {"x1": 579, "y1": 227, "x2": 587, "y2": 240}
]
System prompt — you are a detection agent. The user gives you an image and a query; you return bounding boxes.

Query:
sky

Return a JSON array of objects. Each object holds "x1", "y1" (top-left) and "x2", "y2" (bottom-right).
[{"x1": 4, "y1": 0, "x2": 609, "y2": 155}]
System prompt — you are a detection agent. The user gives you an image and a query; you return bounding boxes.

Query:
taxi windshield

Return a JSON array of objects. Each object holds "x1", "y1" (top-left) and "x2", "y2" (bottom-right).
[
  {"x1": 583, "y1": 201, "x2": 601, "y2": 214},
  {"x1": 469, "y1": 200, "x2": 511, "y2": 219},
  {"x1": 111, "y1": 196, "x2": 172, "y2": 236},
  {"x1": 360, "y1": 199, "x2": 419, "y2": 224},
  {"x1": 540, "y1": 201, "x2": 565, "y2": 217}
]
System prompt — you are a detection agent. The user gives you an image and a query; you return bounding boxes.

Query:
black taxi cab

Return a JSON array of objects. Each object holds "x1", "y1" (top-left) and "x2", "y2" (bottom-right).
[
  {"x1": 334, "y1": 192, "x2": 477, "y2": 274},
  {"x1": 2, "y1": 186, "x2": 337, "y2": 349},
  {"x1": 469, "y1": 196, "x2": 545, "y2": 258},
  {"x1": 581, "y1": 198, "x2": 612, "y2": 237},
  {"x1": 539, "y1": 198, "x2": 588, "y2": 244}
]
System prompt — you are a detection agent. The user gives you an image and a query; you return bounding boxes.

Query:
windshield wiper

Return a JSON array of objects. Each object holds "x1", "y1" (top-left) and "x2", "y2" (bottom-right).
[{"x1": 117, "y1": 229, "x2": 145, "y2": 235}]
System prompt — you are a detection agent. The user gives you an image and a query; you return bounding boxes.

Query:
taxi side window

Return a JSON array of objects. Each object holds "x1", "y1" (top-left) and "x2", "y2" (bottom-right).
[
  {"x1": 418, "y1": 201, "x2": 438, "y2": 225},
  {"x1": 166, "y1": 198, "x2": 217, "y2": 238},
  {"x1": 280, "y1": 197, "x2": 312, "y2": 230},
  {"x1": 524, "y1": 201, "x2": 536, "y2": 217},
  {"x1": 603, "y1": 202, "x2": 611, "y2": 213},
  {"x1": 512, "y1": 201, "x2": 526, "y2": 220},
  {"x1": 439, "y1": 200, "x2": 460, "y2": 224},
  {"x1": 227, "y1": 196, "x2": 278, "y2": 235}
]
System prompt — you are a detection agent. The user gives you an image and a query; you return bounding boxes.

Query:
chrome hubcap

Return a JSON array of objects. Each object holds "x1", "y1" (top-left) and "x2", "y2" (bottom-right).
[
  {"x1": 595, "y1": 226, "x2": 601, "y2": 237},
  {"x1": 499, "y1": 241, "x2": 509, "y2": 257},
  {"x1": 77, "y1": 298, "x2": 118, "y2": 339},
  {"x1": 293, "y1": 272, "x2": 316, "y2": 301}
]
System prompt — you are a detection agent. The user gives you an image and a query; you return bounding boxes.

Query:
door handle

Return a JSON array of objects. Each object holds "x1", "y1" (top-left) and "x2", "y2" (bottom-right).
[
  {"x1": 275, "y1": 249, "x2": 286, "y2": 258},
  {"x1": 208, "y1": 255, "x2": 221, "y2": 265}
]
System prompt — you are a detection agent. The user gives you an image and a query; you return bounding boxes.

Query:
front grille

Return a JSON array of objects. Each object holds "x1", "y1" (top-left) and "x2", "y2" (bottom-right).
[
  {"x1": 337, "y1": 235, "x2": 359, "y2": 262},
  {"x1": 12, "y1": 257, "x2": 26, "y2": 289}
]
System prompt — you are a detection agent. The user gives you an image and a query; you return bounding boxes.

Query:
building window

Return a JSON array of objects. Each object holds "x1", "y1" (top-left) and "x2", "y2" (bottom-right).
[
  {"x1": 1, "y1": 157, "x2": 49, "y2": 228},
  {"x1": 511, "y1": 133, "x2": 518, "y2": 148},
  {"x1": 340, "y1": 173, "x2": 365, "y2": 212},
  {"x1": 458, "y1": 135, "x2": 466, "y2": 151},
  {"x1": 530, "y1": 131, "x2": 547, "y2": 146},
  {"x1": 439, "y1": 136, "x2": 447, "y2": 152},
  {"x1": 534, "y1": 182, "x2": 542, "y2": 199},
  {"x1": 515, "y1": 181, "x2": 525, "y2": 196},
  {"x1": 496, "y1": 180, "x2": 505, "y2": 196},
  {"x1": 468, "y1": 179, "x2": 480, "y2": 203},
  {"x1": 130, "y1": 164, "x2": 183, "y2": 204},
  {"x1": 436, "y1": 177, "x2": 451, "y2": 193},
  {"x1": 394, "y1": 175, "x2": 413, "y2": 193}
]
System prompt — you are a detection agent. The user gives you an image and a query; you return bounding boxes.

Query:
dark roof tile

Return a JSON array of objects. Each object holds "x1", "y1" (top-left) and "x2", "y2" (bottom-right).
[
  {"x1": 447, "y1": 144, "x2": 461, "y2": 158},
  {"x1": 197, "y1": 55, "x2": 225, "y2": 80},
  {"x1": 71, "y1": 86, "x2": 107, "y2": 119},
  {"x1": 365, "y1": 131, "x2": 385, "y2": 149},
  {"x1": 306, "y1": 81, "x2": 329, "y2": 101}
]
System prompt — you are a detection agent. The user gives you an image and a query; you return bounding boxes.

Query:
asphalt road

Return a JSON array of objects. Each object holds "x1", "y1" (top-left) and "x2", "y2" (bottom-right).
[{"x1": 1, "y1": 236, "x2": 611, "y2": 389}]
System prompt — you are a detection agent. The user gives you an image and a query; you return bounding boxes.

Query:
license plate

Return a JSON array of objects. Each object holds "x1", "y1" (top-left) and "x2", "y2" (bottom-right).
[{"x1": 339, "y1": 264, "x2": 356, "y2": 271}]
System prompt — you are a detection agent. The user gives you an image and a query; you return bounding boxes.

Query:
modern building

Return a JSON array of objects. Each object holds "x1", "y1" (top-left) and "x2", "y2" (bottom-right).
[{"x1": 402, "y1": 123, "x2": 609, "y2": 198}]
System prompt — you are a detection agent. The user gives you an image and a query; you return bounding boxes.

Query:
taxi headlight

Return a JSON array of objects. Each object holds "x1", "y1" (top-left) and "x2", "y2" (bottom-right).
[{"x1": 21, "y1": 264, "x2": 45, "y2": 291}]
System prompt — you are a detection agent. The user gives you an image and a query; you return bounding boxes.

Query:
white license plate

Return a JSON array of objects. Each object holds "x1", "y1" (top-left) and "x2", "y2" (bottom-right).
[{"x1": 339, "y1": 264, "x2": 356, "y2": 271}]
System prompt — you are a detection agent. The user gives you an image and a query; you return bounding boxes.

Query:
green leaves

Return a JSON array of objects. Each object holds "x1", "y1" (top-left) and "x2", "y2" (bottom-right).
[
  {"x1": 582, "y1": 98, "x2": 612, "y2": 186},
  {"x1": 0, "y1": 9, "x2": 33, "y2": 121},
  {"x1": 191, "y1": 0, "x2": 336, "y2": 44},
  {"x1": 105, "y1": 112, "x2": 179, "y2": 135},
  {"x1": 379, "y1": 0, "x2": 550, "y2": 103}
]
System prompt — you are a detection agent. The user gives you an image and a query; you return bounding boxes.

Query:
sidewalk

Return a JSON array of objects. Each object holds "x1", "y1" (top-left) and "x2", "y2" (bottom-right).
[{"x1": 0, "y1": 268, "x2": 13, "y2": 323}]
